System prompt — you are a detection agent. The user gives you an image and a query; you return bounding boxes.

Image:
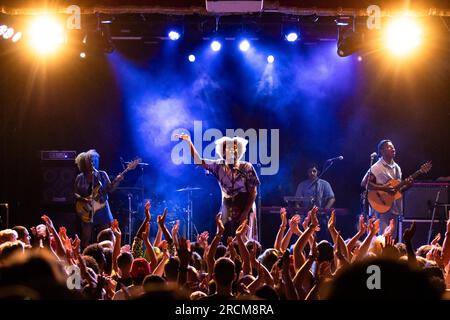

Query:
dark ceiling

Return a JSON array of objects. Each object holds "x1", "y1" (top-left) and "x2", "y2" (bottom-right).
[{"x1": 1, "y1": 1, "x2": 450, "y2": 15}]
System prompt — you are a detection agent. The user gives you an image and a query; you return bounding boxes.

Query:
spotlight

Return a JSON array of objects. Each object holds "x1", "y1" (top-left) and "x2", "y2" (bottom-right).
[
  {"x1": 357, "y1": 56, "x2": 363, "y2": 62},
  {"x1": 188, "y1": 54, "x2": 196, "y2": 62},
  {"x1": 3, "y1": 27, "x2": 14, "y2": 40},
  {"x1": 11, "y1": 31, "x2": 22, "y2": 43},
  {"x1": 334, "y1": 16, "x2": 352, "y2": 26},
  {"x1": 168, "y1": 30, "x2": 181, "y2": 41},
  {"x1": 239, "y1": 39, "x2": 250, "y2": 52},
  {"x1": 28, "y1": 16, "x2": 65, "y2": 54},
  {"x1": 80, "y1": 52, "x2": 86, "y2": 58},
  {"x1": 285, "y1": 32, "x2": 298, "y2": 42},
  {"x1": 337, "y1": 30, "x2": 364, "y2": 57},
  {"x1": 384, "y1": 16, "x2": 422, "y2": 56},
  {"x1": 267, "y1": 55, "x2": 274, "y2": 63},
  {"x1": 211, "y1": 40, "x2": 221, "y2": 51},
  {"x1": 0, "y1": 25, "x2": 7, "y2": 36}
]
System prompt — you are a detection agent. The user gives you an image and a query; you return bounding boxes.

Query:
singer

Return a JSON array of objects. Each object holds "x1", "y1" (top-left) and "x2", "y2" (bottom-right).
[
  {"x1": 74, "y1": 149, "x2": 123, "y2": 248},
  {"x1": 178, "y1": 134, "x2": 260, "y2": 240},
  {"x1": 295, "y1": 163, "x2": 335, "y2": 209},
  {"x1": 361, "y1": 139, "x2": 413, "y2": 238}
]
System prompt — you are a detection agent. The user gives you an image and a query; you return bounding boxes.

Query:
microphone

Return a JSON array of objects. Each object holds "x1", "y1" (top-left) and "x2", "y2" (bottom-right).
[
  {"x1": 326, "y1": 156, "x2": 344, "y2": 162},
  {"x1": 370, "y1": 152, "x2": 378, "y2": 159}
]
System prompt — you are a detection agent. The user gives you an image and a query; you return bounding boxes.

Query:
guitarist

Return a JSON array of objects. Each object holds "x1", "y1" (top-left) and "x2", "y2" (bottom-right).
[
  {"x1": 178, "y1": 134, "x2": 260, "y2": 240},
  {"x1": 74, "y1": 149, "x2": 123, "y2": 248},
  {"x1": 361, "y1": 140, "x2": 413, "y2": 237}
]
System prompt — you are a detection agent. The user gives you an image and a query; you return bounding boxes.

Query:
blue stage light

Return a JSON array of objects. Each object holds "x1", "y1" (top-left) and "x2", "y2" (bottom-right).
[
  {"x1": 239, "y1": 39, "x2": 250, "y2": 52},
  {"x1": 286, "y1": 32, "x2": 298, "y2": 42},
  {"x1": 188, "y1": 54, "x2": 196, "y2": 62},
  {"x1": 168, "y1": 30, "x2": 180, "y2": 41},
  {"x1": 211, "y1": 40, "x2": 221, "y2": 51},
  {"x1": 267, "y1": 55, "x2": 275, "y2": 63}
]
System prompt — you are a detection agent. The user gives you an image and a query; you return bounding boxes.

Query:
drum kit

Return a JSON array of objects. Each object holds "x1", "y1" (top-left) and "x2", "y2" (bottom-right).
[{"x1": 112, "y1": 181, "x2": 202, "y2": 243}]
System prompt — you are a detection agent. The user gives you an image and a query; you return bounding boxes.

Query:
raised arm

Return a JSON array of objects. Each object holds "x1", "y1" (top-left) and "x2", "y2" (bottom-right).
[
  {"x1": 135, "y1": 201, "x2": 151, "y2": 241},
  {"x1": 142, "y1": 222, "x2": 158, "y2": 270},
  {"x1": 178, "y1": 133, "x2": 206, "y2": 166},
  {"x1": 353, "y1": 218, "x2": 379, "y2": 261},
  {"x1": 293, "y1": 209, "x2": 318, "y2": 271},
  {"x1": 274, "y1": 208, "x2": 288, "y2": 252},
  {"x1": 41, "y1": 215, "x2": 66, "y2": 260},
  {"x1": 347, "y1": 214, "x2": 367, "y2": 255},
  {"x1": 442, "y1": 219, "x2": 450, "y2": 266},
  {"x1": 111, "y1": 219, "x2": 122, "y2": 274},
  {"x1": 235, "y1": 220, "x2": 251, "y2": 275},
  {"x1": 403, "y1": 221, "x2": 417, "y2": 266},
  {"x1": 206, "y1": 213, "x2": 225, "y2": 276},
  {"x1": 132, "y1": 201, "x2": 151, "y2": 258},
  {"x1": 293, "y1": 238, "x2": 317, "y2": 300},
  {"x1": 171, "y1": 220, "x2": 180, "y2": 249},
  {"x1": 280, "y1": 250, "x2": 298, "y2": 300},
  {"x1": 281, "y1": 214, "x2": 302, "y2": 252},
  {"x1": 328, "y1": 211, "x2": 349, "y2": 262},
  {"x1": 157, "y1": 208, "x2": 173, "y2": 246}
]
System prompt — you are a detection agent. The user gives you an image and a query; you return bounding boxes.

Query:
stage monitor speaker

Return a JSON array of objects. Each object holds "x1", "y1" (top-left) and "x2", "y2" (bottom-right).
[
  {"x1": 40, "y1": 150, "x2": 77, "y2": 205},
  {"x1": 403, "y1": 182, "x2": 449, "y2": 220},
  {"x1": 399, "y1": 219, "x2": 447, "y2": 252}
]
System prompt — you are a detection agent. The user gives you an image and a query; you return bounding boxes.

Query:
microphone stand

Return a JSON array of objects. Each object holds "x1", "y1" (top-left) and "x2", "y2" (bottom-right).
[
  {"x1": 427, "y1": 189, "x2": 441, "y2": 244},
  {"x1": 257, "y1": 163, "x2": 262, "y2": 242},
  {"x1": 361, "y1": 155, "x2": 376, "y2": 220}
]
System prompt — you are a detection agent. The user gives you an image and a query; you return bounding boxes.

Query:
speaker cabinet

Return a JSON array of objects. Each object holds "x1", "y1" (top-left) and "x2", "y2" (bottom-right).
[
  {"x1": 41, "y1": 164, "x2": 77, "y2": 205},
  {"x1": 403, "y1": 183, "x2": 449, "y2": 220}
]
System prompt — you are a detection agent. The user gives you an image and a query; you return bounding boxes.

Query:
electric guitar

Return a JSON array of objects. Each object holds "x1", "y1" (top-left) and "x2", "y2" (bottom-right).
[
  {"x1": 368, "y1": 161, "x2": 432, "y2": 213},
  {"x1": 76, "y1": 158, "x2": 141, "y2": 222}
]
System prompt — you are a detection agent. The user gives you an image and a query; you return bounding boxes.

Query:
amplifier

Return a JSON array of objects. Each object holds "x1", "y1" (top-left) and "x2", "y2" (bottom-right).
[
  {"x1": 41, "y1": 150, "x2": 77, "y2": 161},
  {"x1": 403, "y1": 182, "x2": 449, "y2": 220},
  {"x1": 399, "y1": 219, "x2": 447, "y2": 251}
]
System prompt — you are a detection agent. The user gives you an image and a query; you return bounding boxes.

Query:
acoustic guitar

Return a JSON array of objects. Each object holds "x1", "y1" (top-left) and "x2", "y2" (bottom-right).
[
  {"x1": 76, "y1": 158, "x2": 141, "y2": 222},
  {"x1": 368, "y1": 161, "x2": 432, "y2": 213}
]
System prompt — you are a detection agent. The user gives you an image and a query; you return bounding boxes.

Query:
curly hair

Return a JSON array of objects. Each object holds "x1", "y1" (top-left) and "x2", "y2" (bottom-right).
[
  {"x1": 75, "y1": 149, "x2": 100, "y2": 173},
  {"x1": 75, "y1": 152, "x2": 87, "y2": 173}
]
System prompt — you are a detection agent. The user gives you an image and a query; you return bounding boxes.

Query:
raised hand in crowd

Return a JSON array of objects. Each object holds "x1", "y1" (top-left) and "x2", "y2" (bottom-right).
[{"x1": 274, "y1": 207, "x2": 288, "y2": 252}]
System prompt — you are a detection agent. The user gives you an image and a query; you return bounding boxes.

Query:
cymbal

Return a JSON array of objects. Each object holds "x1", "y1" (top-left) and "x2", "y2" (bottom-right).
[{"x1": 176, "y1": 187, "x2": 202, "y2": 192}]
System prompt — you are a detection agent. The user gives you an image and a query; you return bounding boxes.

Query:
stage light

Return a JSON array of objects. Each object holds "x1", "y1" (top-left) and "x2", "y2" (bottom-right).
[
  {"x1": 3, "y1": 27, "x2": 14, "y2": 39},
  {"x1": 384, "y1": 16, "x2": 422, "y2": 56},
  {"x1": 188, "y1": 54, "x2": 196, "y2": 62},
  {"x1": 11, "y1": 31, "x2": 22, "y2": 43},
  {"x1": 337, "y1": 31, "x2": 364, "y2": 57},
  {"x1": 80, "y1": 52, "x2": 86, "y2": 58},
  {"x1": 357, "y1": 56, "x2": 363, "y2": 62},
  {"x1": 285, "y1": 32, "x2": 298, "y2": 42},
  {"x1": 168, "y1": 30, "x2": 181, "y2": 41},
  {"x1": 239, "y1": 39, "x2": 250, "y2": 52},
  {"x1": 211, "y1": 40, "x2": 221, "y2": 51},
  {"x1": 0, "y1": 25, "x2": 7, "y2": 36},
  {"x1": 267, "y1": 55, "x2": 274, "y2": 63},
  {"x1": 28, "y1": 16, "x2": 65, "y2": 55}
]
